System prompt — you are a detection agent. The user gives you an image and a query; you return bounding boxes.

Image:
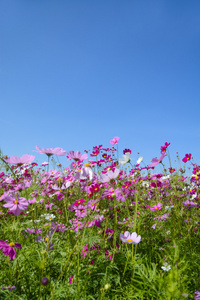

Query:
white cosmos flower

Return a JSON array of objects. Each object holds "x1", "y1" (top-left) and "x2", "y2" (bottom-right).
[
  {"x1": 161, "y1": 262, "x2": 171, "y2": 271},
  {"x1": 119, "y1": 152, "x2": 131, "y2": 165},
  {"x1": 41, "y1": 214, "x2": 55, "y2": 221},
  {"x1": 137, "y1": 156, "x2": 143, "y2": 164}
]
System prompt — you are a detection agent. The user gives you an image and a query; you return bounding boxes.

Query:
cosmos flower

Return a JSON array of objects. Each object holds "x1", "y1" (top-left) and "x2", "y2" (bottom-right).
[
  {"x1": 148, "y1": 152, "x2": 166, "y2": 168},
  {"x1": 137, "y1": 156, "x2": 143, "y2": 164},
  {"x1": 119, "y1": 231, "x2": 141, "y2": 244},
  {"x1": 161, "y1": 262, "x2": 171, "y2": 271},
  {"x1": 67, "y1": 151, "x2": 88, "y2": 161},
  {"x1": 182, "y1": 153, "x2": 192, "y2": 163},
  {"x1": 4, "y1": 154, "x2": 35, "y2": 166},
  {"x1": 110, "y1": 137, "x2": 120, "y2": 145},
  {"x1": 2, "y1": 195, "x2": 28, "y2": 216},
  {"x1": 119, "y1": 152, "x2": 131, "y2": 165},
  {"x1": 100, "y1": 168, "x2": 120, "y2": 183},
  {"x1": 34, "y1": 146, "x2": 66, "y2": 156},
  {"x1": 0, "y1": 240, "x2": 22, "y2": 260}
]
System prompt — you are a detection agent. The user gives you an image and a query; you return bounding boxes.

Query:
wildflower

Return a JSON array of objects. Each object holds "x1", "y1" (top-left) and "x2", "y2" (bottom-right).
[
  {"x1": 67, "y1": 151, "x2": 88, "y2": 161},
  {"x1": 69, "y1": 276, "x2": 74, "y2": 284},
  {"x1": 2, "y1": 195, "x2": 28, "y2": 216},
  {"x1": 152, "y1": 224, "x2": 157, "y2": 229},
  {"x1": 137, "y1": 156, "x2": 143, "y2": 164},
  {"x1": 182, "y1": 153, "x2": 192, "y2": 163},
  {"x1": 110, "y1": 136, "x2": 120, "y2": 145},
  {"x1": 183, "y1": 200, "x2": 196, "y2": 207},
  {"x1": 119, "y1": 152, "x2": 131, "y2": 165},
  {"x1": 75, "y1": 166, "x2": 94, "y2": 181},
  {"x1": 41, "y1": 277, "x2": 49, "y2": 286},
  {"x1": 194, "y1": 290, "x2": 200, "y2": 300},
  {"x1": 0, "y1": 241, "x2": 22, "y2": 260},
  {"x1": 81, "y1": 244, "x2": 90, "y2": 258},
  {"x1": 100, "y1": 168, "x2": 120, "y2": 183},
  {"x1": 34, "y1": 146, "x2": 66, "y2": 156},
  {"x1": 150, "y1": 202, "x2": 162, "y2": 211},
  {"x1": 2, "y1": 286, "x2": 16, "y2": 291},
  {"x1": 160, "y1": 142, "x2": 170, "y2": 153},
  {"x1": 123, "y1": 149, "x2": 131, "y2": 154},
  {"x1": 119, "y1": 231, "x2": 141, "y2": 244},
  {"x1": 148, "y1": 152, "x2": 166, "y2": 168},
  {"x1": 161, "y1": 262, "x2": 171, "y2": 271},
  {"x1": 41, "y1": 214, "x2": 55, "y2": 221},
  {"x1": 4, "y1": 154, "x2": 35, "y2": 166}
]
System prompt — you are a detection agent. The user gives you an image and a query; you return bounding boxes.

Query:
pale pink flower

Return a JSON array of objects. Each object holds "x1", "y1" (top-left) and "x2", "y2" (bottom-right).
[
  {"x1": 34, "y1": 146, "x2": 66, "y2": 156},
  {"x1": 4, "y1": 154, "x2": 35, "y2": 166},
  {"x1": 110, "y1": 136, "x2": 120, "y2": 145},
  {"x1": 119, "y1": 231, "x2": 141, "y2": 244},
  {"x1": 148, "y1": 152, "x2": 166, "y2": 168},
  {"x1": 100, "y1": 168, "x2": 120, "y2": 183},
  {"x1": 67, "y1": 151, "x2": 88, "y2": 161}
]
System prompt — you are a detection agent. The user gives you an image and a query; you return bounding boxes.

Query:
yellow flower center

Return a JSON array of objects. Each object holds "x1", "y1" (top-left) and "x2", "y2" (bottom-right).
[
  {"x1": 84, "y1": 163, "x2": 90, "y2": 167},
  {"x1": 127, "y1": 239, "x2": 133, "y2": 243},
  {"x1": 14, "y1": 200, "x2": 19, "y2": 204},
  {"x1": 9, "y1": 242, "x2": 15, "y2": 247},
  {"x1": 45, "y1": 238, "x2": 48, "y2": 242}
]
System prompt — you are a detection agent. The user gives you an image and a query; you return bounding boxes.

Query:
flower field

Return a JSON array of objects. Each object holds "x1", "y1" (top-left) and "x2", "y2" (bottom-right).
[{"x1": 0, "y1": 138, "x2": 200, "y2": 299}]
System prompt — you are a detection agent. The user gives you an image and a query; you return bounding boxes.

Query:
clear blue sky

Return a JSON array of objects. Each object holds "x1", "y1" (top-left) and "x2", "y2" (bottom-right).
[{"x1": 1, "y1": 0, "x2": 200, "y2": 171}]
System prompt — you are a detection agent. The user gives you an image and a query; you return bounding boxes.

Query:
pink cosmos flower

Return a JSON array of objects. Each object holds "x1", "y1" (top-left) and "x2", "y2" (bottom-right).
[
  {"x1": 67, "y1": 151, "x2": 88, "y2": 161},
  {"x1": 0, "y1": 241, "x2": 22, "y2": 260},
  {"x1": 110, "y1": 136, "x2": 120, "y2": 145},
  {"x1": 2, "y1": 195, "x2": 28, "y2": 216},
  {"x1": 35, "y1": 146, "x2": 66, "y2": 156},
  {"x1": 148, "y1": 152, "x2": 166, "y2": 168},
  {"x1": 81, "y1": 244, "x2": 90, "y2": 258},
  {"x1": 182, "y1": 153, "x2": 192, "y2": 163},
  {"x1": 150, "y1": 202, "x2": 162, "y2": 211},
  {"x1": 100, "y1": 168, "x2": 120, "y2": 183},
  {"x1": 183, "y1": 200, "x2": 196, "y2": 207},
  {"x1": 119, "y1": 231, "x2": 141, "y2": 244},
  {"x1": 4, "y1": 154, "x2": 35, "y2": 166}
]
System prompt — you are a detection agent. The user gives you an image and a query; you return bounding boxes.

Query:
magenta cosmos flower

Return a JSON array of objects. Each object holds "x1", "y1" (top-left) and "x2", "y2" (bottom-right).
[
  {"x1": 34, "y1": 146, "x2": 66, "y2": 156},
  {"x1": 110, "y1": 136, "x2": 120, "y2": 145},
  {"x1": 2, "y1": 195, "x2": 28, "y2": 216},
  {"x1": 4, "y1": 154, "x2": 35, "y2": 166},
  {"x1": 119, "y1": 231, "x2": 141, "y2": 244},
  {"x1": 67, "y1": 151, "x2": 88, "y2": 161},
  {"x1": 182, "y1": 153, "x2": 192, "y2": 163},
  {"x1": 0, "y1": 240, "x2": 22, "y2": 260}
]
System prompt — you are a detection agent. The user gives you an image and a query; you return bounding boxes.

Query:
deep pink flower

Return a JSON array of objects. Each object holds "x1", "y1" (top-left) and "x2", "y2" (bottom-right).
[
  {"x1": 67, "y1": 151, "x2": 88, "y2": 161},
  {"x1": 148, "y1": 152, "x2": 166, "y2": 168},
  {"x1": 123, "y1": 148, "x2": 132, "y2": 154},
  {"x1": 2, "y1": 195, "x2": 28, "y2": 216},
  {"x1": 73, "y1": 198, "x2": 85, "y2": 207},
  {"x1": 35, "y1": 146, "x2": 66, "y2": 156},
  {"x1": 182, "y1": 153, "x2": 192, "y2": 163},
  {"x1": 160, "y1": 142, "x2": 170, "y2": 153},
  {"x1": 4, "y1": 154, "x2": 35, "y2": 166},
  {"x1": 110, "y1": 136, "x2": 120, "y2": 145},
  {"x1": 0, "y1": 241, "x2": 21, "y2": 260},
  {"x1": 69, "y1": 276, "x2": 74, "y2": 284}
]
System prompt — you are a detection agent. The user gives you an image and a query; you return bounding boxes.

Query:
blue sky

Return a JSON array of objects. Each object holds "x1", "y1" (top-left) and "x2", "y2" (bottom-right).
[{"x1": 1, "y1": 0, "x2": 200, "y2": 171}]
